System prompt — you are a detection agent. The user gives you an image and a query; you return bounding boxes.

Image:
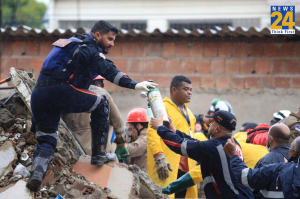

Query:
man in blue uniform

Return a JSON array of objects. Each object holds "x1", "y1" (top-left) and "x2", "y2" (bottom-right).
[
  {"x1": 150, "y1": 111, "x2": 254, "y2": 199},
  {"x1": 253, "y1": 123, "x2": 290, "y2": 198},
  {"x1": 224, "y1": 136, "x2": 300, "y2": 199},
  {"x1": 27, "y1": 20, "x2": 157, "y2": 191}
]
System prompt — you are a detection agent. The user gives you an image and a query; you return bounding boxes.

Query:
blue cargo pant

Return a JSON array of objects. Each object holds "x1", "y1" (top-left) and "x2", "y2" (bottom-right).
[{"x1": 31, "y1": 84, "x2": 108, "y2": 155}]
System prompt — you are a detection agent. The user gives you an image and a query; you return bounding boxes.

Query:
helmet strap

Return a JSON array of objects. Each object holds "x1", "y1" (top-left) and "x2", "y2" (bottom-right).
[{"x1": 133, "y1": 124, "x2": 145, "y2": 136}]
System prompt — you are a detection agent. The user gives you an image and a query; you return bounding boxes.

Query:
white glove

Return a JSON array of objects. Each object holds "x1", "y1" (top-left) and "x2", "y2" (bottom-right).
[{"x1": 135, "y1": 81, "x2": 158, "y2": 91}]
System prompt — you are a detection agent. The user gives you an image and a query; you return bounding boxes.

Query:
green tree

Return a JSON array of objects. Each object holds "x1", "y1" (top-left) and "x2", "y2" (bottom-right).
[{"x1": 2, "y1": 0, "x2": 47, "y2": 28}]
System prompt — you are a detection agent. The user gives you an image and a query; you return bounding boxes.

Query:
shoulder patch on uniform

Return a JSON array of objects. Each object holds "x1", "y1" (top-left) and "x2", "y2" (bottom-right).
[
  {"x1": 53, "y1": 39, "x2": 72, "y2": 47},
  {"x1": 99, "y1": 53, "x2": 106, "y2": 59},
  {"x1": 295, "y1": 125, "x2": 300, "y2": 132},
  {"x1": 236, "y1": 145, "x2": 244, "y2": 161}
]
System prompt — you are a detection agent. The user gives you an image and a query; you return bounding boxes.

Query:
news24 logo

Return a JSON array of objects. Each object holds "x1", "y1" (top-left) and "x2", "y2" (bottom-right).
[{"x1": 271, "y1": 6, "x2": 295, "y2": 34}]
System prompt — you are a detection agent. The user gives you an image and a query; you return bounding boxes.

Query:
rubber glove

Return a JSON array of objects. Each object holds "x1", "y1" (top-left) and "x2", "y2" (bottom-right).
[
  {"x1": 155, "y1": 154, "x2": 173, "y2": 180},
  {"x1": 135, "y1": 81, "x2": 158, "y2": 91},
  {"x1": 115, "y1": 146, "x2": 130, "y2": 164},
  {"x1": 162, "y1": 172, "x2": 195, "y2": 195}
]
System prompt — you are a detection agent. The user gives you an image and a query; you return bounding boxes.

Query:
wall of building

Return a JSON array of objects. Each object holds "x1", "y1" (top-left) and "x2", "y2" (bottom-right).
[
  {"x1": 48, "y1": 0, "x2": 270, "y2": 30},
  {"x1": 1, "y1": 36, "x2": 300, "y2": 131}
]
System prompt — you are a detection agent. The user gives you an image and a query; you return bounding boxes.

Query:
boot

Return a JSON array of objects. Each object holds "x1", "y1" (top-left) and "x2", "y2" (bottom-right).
[
  {"x1": 26, "y1": 150, "x2": 53, "y2": 192},
  {"x1": 91, "y1": 121, "x2": 116, "y2": 166}
]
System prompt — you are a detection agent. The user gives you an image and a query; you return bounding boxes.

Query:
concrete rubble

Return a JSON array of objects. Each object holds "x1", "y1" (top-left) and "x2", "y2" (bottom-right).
[{"x1": 0, "y1": 67, "x2": 169, "y2": 199}]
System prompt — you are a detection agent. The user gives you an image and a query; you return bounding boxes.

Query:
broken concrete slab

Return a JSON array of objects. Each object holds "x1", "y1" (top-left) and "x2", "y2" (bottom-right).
[
  {"x1": 0, "y1": 109, "x2": 15, "y2": 131},
  {"x1": 0, "y1": 180, "x2": 33, "y2": 199},
  {"x1": 0, "y1": 141, "x2": 17, "y2": 177},
  {"x1": 72, "y1": 155, "x2": 169, "y2": 199},
  {"x1": 39, "y1": 168, "x2": 117, "y2": 199},
  {"x1": 72, "y1": 155, "x2": 134, "y2": 199},
  {"x1": 10, "y1": 68, "x2": 35, "y2": 111}
]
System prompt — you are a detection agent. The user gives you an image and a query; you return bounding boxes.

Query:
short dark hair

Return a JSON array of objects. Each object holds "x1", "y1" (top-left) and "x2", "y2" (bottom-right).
[
  {"x1": 92, "y1": 80, "x2": 104, "y2": 88},
  {"x1": 270, "y1": 125, "x2": 290, "y2": 144},
  {"x1": 91, "y1": 20, "x2": 119, "y2": 35},
  {"x1": 170, "y1": 75, "x2": 192, "y2": 94}
]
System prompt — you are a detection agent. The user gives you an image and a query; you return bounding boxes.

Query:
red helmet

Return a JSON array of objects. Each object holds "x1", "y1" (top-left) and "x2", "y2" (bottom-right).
[
  {"x1": 93, "y1": 75, "x2": 105, "y2": 80},
  {"x1": 127, "y1": 108, "x2": 148, "y2": 123}
]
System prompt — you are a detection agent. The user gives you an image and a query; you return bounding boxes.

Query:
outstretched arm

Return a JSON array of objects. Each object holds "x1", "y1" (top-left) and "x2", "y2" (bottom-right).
[{"x1": 224, "y1": 138, "x2": 282, "y2": 190}]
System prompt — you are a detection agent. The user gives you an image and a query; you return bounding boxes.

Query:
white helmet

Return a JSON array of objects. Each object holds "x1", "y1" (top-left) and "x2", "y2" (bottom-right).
[{"x1": 273, "y1": 110, "x2": 291, "y2": 120}]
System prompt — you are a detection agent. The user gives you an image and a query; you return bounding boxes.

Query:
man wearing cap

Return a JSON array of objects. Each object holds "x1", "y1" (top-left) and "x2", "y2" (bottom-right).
[
  {"x1": 201, "y1": 98, "x2": 234, "y2": 134},
  {"x1": 150, "y1": 110, "x2": 254, "y2": 199}
]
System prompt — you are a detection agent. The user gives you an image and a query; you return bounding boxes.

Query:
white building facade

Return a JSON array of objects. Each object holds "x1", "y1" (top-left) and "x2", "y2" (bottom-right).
[{"x1": 48, "y1": 0, "x2": 300, "y2": 30}]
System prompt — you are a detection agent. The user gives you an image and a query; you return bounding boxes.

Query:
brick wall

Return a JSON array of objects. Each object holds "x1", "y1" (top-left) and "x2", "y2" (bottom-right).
[{"x1": 1, "y1": 37, "x2": 300, "y2": 90}]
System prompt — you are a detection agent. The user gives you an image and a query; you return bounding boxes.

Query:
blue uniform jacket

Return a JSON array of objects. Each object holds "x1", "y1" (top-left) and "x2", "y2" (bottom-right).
[
  {"x1": 38, "y1": 33, "x2": 137, "y2": 89},
  {"x1": 255, "y1": 145, "x2": 290, "y2": 168},
  {"x1": 231, "y1": 154, "x2": 300, "y2": 199},
  {"x1": 156, "y1": 125, "x2": 254, "y2": 199},
  {"x1": 253, "y1": 145, "x2": 290, "y2": 199}
]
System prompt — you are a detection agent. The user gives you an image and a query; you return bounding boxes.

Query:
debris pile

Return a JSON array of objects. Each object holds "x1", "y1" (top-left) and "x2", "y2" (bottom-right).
[{"x1": 0, "y1": 68, "x2": 169, "y2": 199}]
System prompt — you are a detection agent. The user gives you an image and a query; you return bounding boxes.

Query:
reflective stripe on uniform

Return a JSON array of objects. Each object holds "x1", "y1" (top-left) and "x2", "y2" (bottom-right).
[
  {"x1": 203, "y1": 176, "x2": 216, "y2": 187},
  {"x1": 93, "y1": 91, "x2": 108, "y2": 96},
  {"x1": 216, "y1": 144, "x2": 239, "y2": 194},
  {"x1": 260, "y1": 189, "x2": 284, "y2": 198},
  {"x1": 181, "y1": 138, "x2": 189, "y2": 157},
  {"x1": 88, "y1": 94, "x2": 102, "y2": 112},
  {"x1": 36, "y1": 131, "x2": 58, "y2": 140},
  {"x1": 113, "y1": 72, "x2": 124, "y2": 85},
  {"x1": 241, "y1": 168, "x2": 251, "y2": 188}
]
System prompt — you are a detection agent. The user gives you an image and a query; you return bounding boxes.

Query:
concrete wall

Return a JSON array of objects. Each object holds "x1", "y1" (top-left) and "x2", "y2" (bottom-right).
[{"x1": 1, "y1": 36, "x2": 300, "y2": 131}]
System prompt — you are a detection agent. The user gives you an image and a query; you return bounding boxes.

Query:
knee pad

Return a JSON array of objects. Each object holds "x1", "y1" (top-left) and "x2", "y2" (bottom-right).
[{"x1": 91, "y1": 96, "x2": 109, "y2": 123}]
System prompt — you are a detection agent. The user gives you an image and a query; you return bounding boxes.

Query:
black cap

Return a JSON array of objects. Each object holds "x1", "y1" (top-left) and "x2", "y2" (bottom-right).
[{"x1": 205, "y1": 110, "x2": 237, "y2": 131}]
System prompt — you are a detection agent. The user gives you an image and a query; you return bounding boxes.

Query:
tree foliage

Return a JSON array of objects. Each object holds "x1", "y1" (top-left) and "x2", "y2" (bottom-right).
[{"x1": 2, "y1": 0, "x2": 47, "y2": 28}]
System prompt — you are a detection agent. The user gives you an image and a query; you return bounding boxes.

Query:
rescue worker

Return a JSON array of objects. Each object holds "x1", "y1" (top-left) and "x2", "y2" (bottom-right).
[
  {"x1": 27, "y1": 20, "x2": 157, "y2": 191},
  {"x1": 281, "y1": 107, "x2": 300, "y2": 144},
  {"x1": 162, "y1": 131, "x2": 269, "y2": 196},
  {"x1": 116, "y1": 108, "x2": 148, "y2": 172},
  {"x1": 224, "y1": 136, "x2": 300, "y2": 199},
  {"x1": 150, "y1": 110, "x2": 254, "y2": 199},
  {"x1": 202, "y1": 98, "x2": 234, "y2": 135},
  {"x1": 147, "y1": 75, "x2": 202, "y2": 198},
  {"x1": 61, "y1": 75, "x2": 124, "y2": 155},
  {"x1": 253, "y1": 123, "x2": 290, "y2": 198}
]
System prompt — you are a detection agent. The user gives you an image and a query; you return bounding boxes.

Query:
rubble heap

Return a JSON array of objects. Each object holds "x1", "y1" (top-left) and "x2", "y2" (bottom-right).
[{"x1": 0, "y1": 68, "x2": 169, "y2": 199}]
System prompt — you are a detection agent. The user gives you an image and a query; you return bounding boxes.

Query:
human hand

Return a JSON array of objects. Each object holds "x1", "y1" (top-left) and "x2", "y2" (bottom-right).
[
  {"x1": 135, "y1": 81, "x2": 158, "y2": 91},
  {"x1": 150, "y1": 114, "x2": 164, "y2": 130},
  {"x1": 167, "y1": 116, "x2": 176, "y2": 133},
  {"x1": 223, "y1": 137, "x2": 237, "y2": 158}
]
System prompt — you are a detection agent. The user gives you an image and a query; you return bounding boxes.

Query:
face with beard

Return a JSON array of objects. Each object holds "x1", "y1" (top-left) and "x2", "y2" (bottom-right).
[
  {"x1": 93, "y1": 31, "x2": 116, "y2": 54},
  {"x1": 207, "y1": 120, "x2": 219, "y2": 140}
]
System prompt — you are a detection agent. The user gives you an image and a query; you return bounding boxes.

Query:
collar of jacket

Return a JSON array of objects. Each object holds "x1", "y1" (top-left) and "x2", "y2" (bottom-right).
[
  {"x1": 272, "y1": 145, "x2": 290, "y2": 152},
  {"x1": 288, "y1": 156, "x2": 300, "y2": 163},
  {"x1": 163, "y1": 96, "x2": 189, "y2": 110}
]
